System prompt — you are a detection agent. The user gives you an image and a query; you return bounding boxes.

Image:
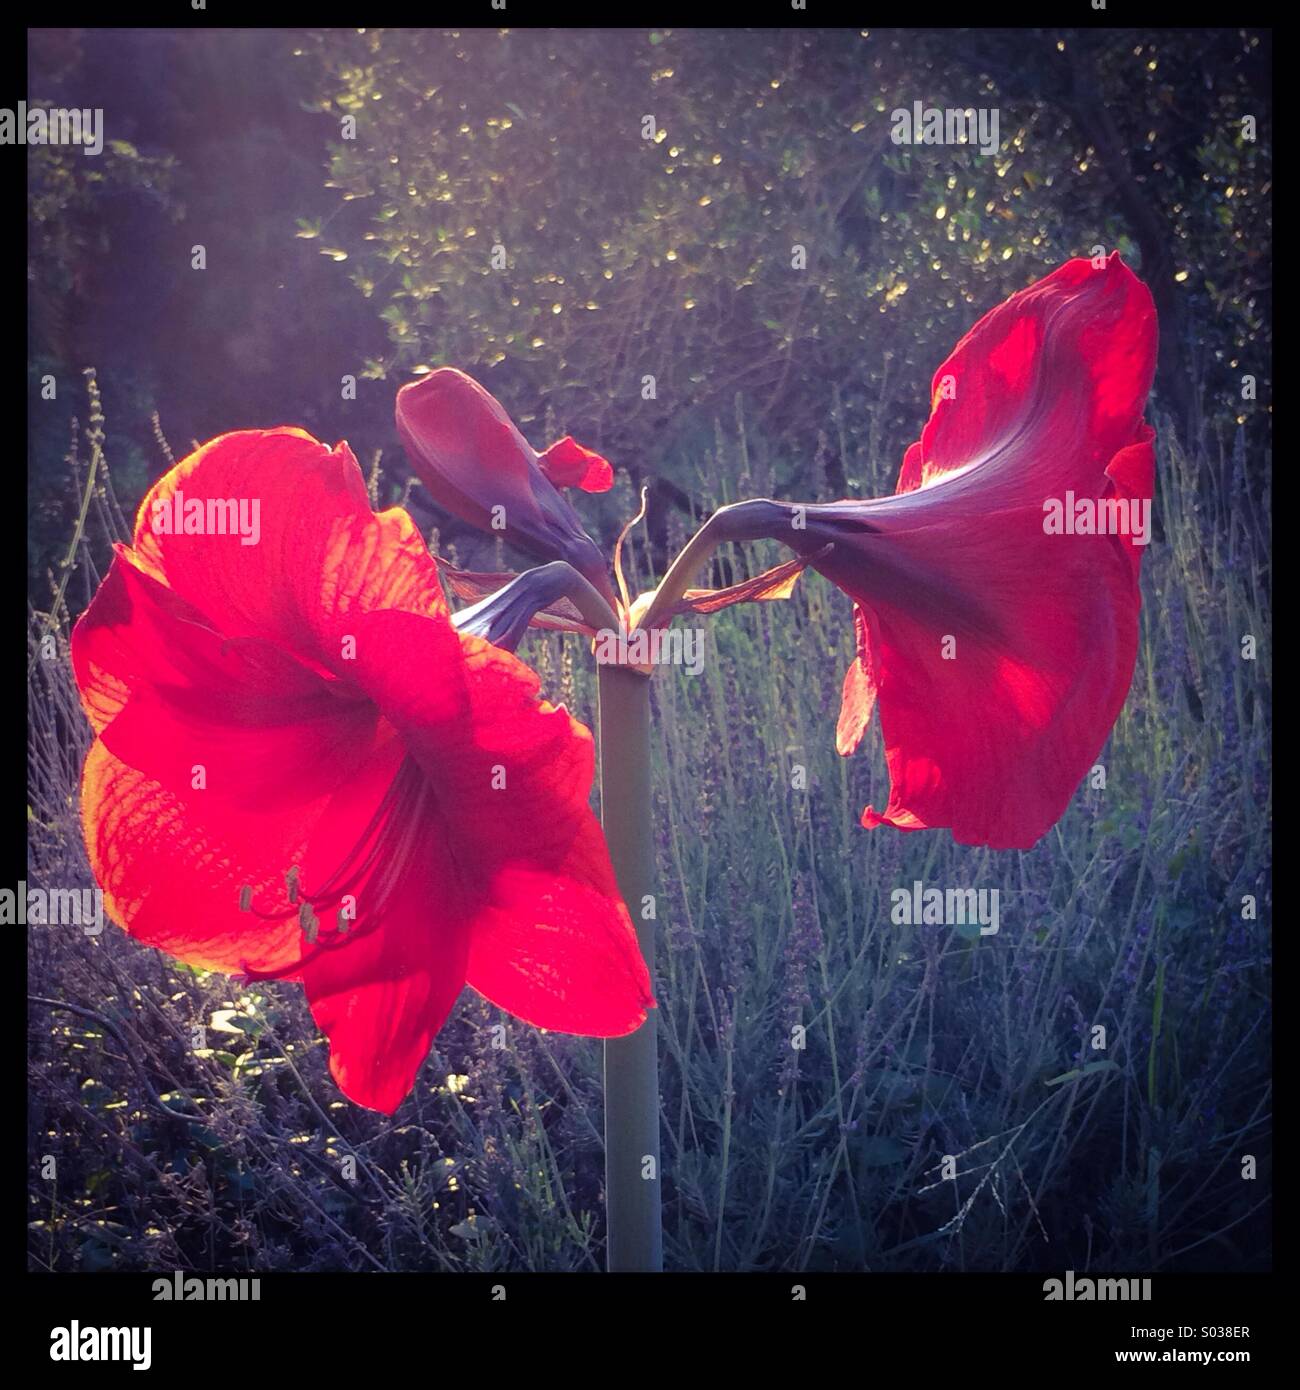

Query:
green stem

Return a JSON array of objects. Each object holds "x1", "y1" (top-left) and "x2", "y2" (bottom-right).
[
  {"x1": 598, "y1": 662, "x2": 662, "y2": 1272},
  {"x1": 635, "y1": 509, "x2": 729, "y2": 633},
  {"x1": 636, "y1": 499, "x2": 797, "y2": 632}
]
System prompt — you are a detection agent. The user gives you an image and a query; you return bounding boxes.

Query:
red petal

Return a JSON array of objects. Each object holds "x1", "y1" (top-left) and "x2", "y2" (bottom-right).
[
  {"x1": 466, "y1": 859, "x2": 650, "y2": 1036},
  {"x1": 850, "y1": 465, "x2": 1151, "y2": 848},
  {"x1": 81, "y1": 736, "x2": 358, "y2": 977},
  {"x1": 73, "y1": 553, "x2": 378, "y2": 807},
  {"x1": 301, "y1": 884, "x2": 470, "y2": 1114},
  {"x1": 806, "y1": 254, "x2": 1157, "y2": 848},
  {"x1": 665, "y1": 551, "x2": 822, "y2": 618},
  {"x1": 537, "y1": 435, "x2": 615, "y2": 492},
  {"x1": 911, "y1": 252, "x2": 1156, "y2": 496},
  {"x1": 341, "y1": 607, "x2": 653, "y2": 1034},
  {"x1": 130, "y1": 428, "x2": 446, "y2": 670},
  {"x1": 299, "y1": 755, "x2": 471, "y2": 1114},
  {"x1": 835, "y1": 605, "x2": 877, "y2": 757},
  {"x1": 396, "y1": 369, "x2": 614, "y2": 604},
  {"x1": 74, "y1": 431, "x2": 452, "y2": 989},
  {"x1": 397, "y1": 369, "x2": 538, "y2": 534}
]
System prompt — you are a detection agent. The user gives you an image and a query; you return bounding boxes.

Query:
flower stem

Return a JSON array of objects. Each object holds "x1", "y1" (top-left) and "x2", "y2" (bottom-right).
[
  {"x1": 636, "y1": 499, "x2": 794, "y2": 632},
  {"x1": 597, "y1": 662, "x2": 662, "y2": 1272}
]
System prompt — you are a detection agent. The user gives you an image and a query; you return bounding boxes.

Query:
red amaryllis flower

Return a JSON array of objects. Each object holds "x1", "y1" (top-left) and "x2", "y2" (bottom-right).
[
  {"x1": 396, "y1": 368, "x2": 618, "y2": 608},
  {"x1": 729, "y1": 252, "x2": 1157, "y2": 850},
  {"x1": 71, "y1": 428, "x2": 653, "y2": 1112}
]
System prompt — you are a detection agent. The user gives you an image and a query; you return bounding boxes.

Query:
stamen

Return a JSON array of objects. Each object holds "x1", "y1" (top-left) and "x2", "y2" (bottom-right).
[{"x1": 240, "y1": 756, "x2": 432, "y2": 981}]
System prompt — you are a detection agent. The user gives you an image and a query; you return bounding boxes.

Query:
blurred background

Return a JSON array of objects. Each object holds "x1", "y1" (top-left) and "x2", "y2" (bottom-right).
[{"x1": 28, "y1": 27, "x2": 1270, "y2": 1273}]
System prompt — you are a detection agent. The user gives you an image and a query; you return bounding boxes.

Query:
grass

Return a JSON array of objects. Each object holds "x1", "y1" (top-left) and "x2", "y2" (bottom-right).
[{"x1": 27, "y1": 379, "x2": 1271, "y2": 1273}]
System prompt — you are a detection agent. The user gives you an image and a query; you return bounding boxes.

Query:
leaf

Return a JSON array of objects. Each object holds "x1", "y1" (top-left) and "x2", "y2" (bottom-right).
[
  {"x1": 209, "y1": 1008, "x2": 262, "y2": 1037},
  {"x1": 1045, "y1": 1060, "x2": 1120, "y2": 1087}
]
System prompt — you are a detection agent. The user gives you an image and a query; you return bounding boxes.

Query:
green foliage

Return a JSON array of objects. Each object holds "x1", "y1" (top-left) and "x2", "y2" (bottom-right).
[{"x1": 301, "y1": 27, "x2": 1270, "y2": 500}]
